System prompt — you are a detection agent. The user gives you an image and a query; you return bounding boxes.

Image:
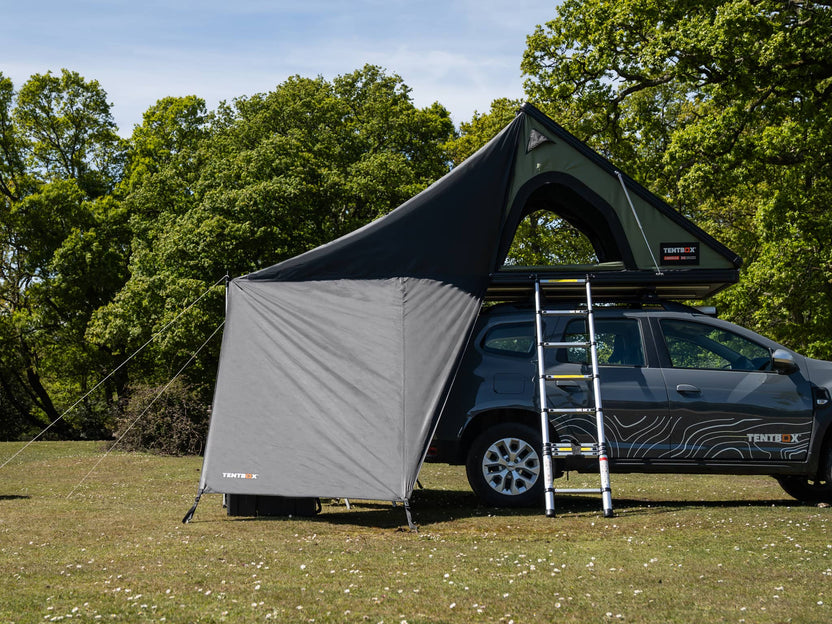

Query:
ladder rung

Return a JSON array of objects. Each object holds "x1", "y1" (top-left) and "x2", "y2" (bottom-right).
[
  {"x1": 542, "y1": 341, "x2": 589, "y2": 348},
  {"x1": 553, "y1": 443, "x2": 599, "y2": 456},
  {"x1": 540, "y1": 309, "x2": 588, "y2": 316},
  {"x1": 544, "y1": 407, "x2": 595, "y2": 414},
  {"x1": 555, "y1": 488, "x2": 603, "y2": 494},
  {"x1": 545, "y1": 374, "x2": 593, "y2": 380},
  {"x1": 539, "y1": 278, "x2": 587, "y2": 285}
]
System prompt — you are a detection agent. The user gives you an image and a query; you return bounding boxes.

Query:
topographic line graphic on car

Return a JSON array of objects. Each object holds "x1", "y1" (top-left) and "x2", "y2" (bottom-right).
[
  {"x1": 745, "y1": 424, "x2": 813, "y2": 460},
  {"x1": 672, "y1": 418, "x2": 812, "y2": 460},
  {"x1": 604, "y1": 415, "x2": 678, "y2": 459},
  {"x1": 673, "y1": 417, "x2": 761, "y2": 459}
]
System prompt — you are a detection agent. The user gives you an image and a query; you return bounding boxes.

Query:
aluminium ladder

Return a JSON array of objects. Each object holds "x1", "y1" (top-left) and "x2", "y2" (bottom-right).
[{"x1": 533, "y1": 277, "x2": 614, "y2": 518}]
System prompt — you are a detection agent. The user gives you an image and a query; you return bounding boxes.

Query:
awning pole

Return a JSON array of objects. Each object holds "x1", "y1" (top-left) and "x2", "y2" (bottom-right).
[
  {"x1": 404, "y1": 499, "x2": 417, "y2": 532},
  {"x1": 182, "y1": 488, "x2": 205, "y2": 524},
  {"x1": 615, "y1": 171, "x2": 663, "y2": 275}
]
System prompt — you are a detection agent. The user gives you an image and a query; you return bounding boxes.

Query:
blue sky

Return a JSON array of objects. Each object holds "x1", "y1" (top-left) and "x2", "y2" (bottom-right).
[{"x1": 3, "y1": 1, "x2": 557, "y2": 136}]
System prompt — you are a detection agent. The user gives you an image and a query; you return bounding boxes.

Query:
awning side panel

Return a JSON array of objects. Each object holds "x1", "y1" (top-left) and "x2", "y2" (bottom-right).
[
  {"x1": 201, "y1": 277, "x2": 484, "y2": 502},
  {"x1": 399, "y1": 278, "x2": 483, "y2": 496},
  {"x1": 201, "y1": 279, "x2": 406, "y2": 500}
]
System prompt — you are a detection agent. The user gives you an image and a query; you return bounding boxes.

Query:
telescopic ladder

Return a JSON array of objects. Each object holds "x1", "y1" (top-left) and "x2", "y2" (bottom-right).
[{"x1": 533, "y1": 277, "x2": 614, "y2": 518}]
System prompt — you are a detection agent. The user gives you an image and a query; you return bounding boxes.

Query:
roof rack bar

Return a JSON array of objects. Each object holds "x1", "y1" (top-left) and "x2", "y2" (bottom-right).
[{"x1": 539, "y1": 277, "x2": 587, "y2": 285}]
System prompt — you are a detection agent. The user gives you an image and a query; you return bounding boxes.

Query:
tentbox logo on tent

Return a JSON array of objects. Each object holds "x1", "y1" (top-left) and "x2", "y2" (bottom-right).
[
  {"x1": 660, "y1": 242, "x2": 699, "y2": 265},
  {"x1": 222, "y1": 472, "x2": 258, "y2": 479}
]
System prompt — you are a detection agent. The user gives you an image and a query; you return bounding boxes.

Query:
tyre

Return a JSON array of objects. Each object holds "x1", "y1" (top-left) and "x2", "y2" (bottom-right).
[
  {"x1": 466, "y1": 423, "x2": 543, "y2": 507},
  {"x1": 776, "y1": 447, "x2": 832, "y2": 504}
]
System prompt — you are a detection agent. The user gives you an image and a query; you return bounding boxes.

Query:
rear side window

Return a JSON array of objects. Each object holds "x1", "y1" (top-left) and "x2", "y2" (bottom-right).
[
  {"x1": 562, "y1": 318, "x2": 645, "y2": 366},
  {"x1": 482, "y1": 322, "x2": 535, "y2": 356},
  {"x1": 660, "y1": 319, "x2": 771, "y2": 371}
]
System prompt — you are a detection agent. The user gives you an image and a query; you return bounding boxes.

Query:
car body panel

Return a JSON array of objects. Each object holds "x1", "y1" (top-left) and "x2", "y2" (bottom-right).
[
  {"x1": 432, "y1": 303, "x2": 832, "y2": 484},
  {"x1": 661, "y1": 366, "x2": 812, "y2": 460},
  {"x1": 541, "y1": 357, "x2": 674, "y2": 459}
]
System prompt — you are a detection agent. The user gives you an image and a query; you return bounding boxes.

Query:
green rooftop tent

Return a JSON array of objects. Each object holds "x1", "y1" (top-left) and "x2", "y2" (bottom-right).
[{"x1": 185, "y1": 103, "x2": 740, "y2": 522}]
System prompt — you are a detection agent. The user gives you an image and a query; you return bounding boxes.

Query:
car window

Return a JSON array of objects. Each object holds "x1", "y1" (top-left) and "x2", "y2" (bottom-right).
[
  {"x1": 562, "y1": 318, "x2": 645, "y2": 366},
  {"x1": 660, "y1": 319, "x2": 772, "y2": 371},
  {"x1": 482, "y1": 322, "x2": 535, "y2": 356}
]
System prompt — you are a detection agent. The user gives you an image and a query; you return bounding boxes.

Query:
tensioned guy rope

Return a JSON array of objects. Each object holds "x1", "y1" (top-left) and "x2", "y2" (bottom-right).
[{"x1": 0, "y1": 275, "x2": 228, "y2": 471}]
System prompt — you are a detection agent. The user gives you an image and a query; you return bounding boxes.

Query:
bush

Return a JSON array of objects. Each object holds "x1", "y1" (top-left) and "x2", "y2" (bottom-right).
[{"x1": 113, "y1": 379, "x2": 210, "y2": 455}]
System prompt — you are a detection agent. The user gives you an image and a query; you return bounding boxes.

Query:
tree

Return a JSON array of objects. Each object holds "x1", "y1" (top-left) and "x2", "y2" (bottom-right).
[
  {"x1": 0, "y1": 74, "x2": 26, "y2": 202},
  {"x1": 521, "y1": 0, "x2": 832, "y2": 356},
  {"x1": 15, "y1": 70, "x2": 123, "y2": 197},
  {"x1": 0, "y1": 70, "x2": 128, "y2": 439},
  {"x1": 88, "y1": 66, "x2": 456, "y2": 407}
]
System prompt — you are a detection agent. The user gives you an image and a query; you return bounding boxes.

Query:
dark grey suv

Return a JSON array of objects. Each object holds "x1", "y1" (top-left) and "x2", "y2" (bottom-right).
[{"x1": 428, "y1": 302, "x2": 832, "y2": 507}]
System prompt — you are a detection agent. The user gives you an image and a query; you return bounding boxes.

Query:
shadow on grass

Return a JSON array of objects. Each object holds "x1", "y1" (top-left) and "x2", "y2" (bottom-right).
[
  {"x1": 552, "y1": 495, "x2": 801, "y2": 515},
  {"x1": 212, "y1": 487, "x2": 808, "y2": 529},
  {"x1": 0, "y1": 494, "x2": 31, "y2": 500},
  {"x1": 320, "y1": 488, "x2": 808, "y2": 528}
]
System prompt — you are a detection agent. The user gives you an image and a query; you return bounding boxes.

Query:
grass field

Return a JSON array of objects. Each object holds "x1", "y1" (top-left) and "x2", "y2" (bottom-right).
[{"x1": 0, "y1": 441, "x2": 830, "y2": 623}]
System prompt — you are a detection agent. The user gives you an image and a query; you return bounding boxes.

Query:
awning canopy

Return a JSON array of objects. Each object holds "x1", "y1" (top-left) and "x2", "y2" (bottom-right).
[{"x1": 196, "y1": 104, "x2": 741, "y2": 505}]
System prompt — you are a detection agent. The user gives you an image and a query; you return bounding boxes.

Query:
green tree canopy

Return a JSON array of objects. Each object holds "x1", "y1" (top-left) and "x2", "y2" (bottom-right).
[
  {"x1": 0, "y1": 70, "x2": 129, "y2": 439},
  {"x1": 518, "y1": 0, "x2": 832, "y2": 356},
  {"x1": 15, "y1": 70, "x2": 123, "y2": 197},
  {"x1": 88, "y1": 65, "x2": 456, "y2": 404}
]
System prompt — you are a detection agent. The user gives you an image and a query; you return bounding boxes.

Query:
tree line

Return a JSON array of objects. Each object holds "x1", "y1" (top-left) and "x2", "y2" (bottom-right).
[{"x1": 2, "y1": 0, "x2": 830, "y2": 445}]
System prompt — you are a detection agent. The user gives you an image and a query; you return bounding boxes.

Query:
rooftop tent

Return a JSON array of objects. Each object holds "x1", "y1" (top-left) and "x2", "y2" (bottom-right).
[
  {"x1": 488, "y1": 104, "x2": 741, "y2": 300},
  {"x1": 191, "y1": 103, "x2": 741, "y2": 514}
]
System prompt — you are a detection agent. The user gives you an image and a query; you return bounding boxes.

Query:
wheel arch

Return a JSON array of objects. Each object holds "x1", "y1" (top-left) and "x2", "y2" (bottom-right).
[
  {"x1": 808, "y1": 402, "x2": 832, "y2": 478},
  {"x1": 459, "y1": 408, "x2": 559, "y2": 462}
]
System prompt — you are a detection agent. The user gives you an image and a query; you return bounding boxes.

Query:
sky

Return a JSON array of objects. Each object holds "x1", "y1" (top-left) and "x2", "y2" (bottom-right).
[{"x1": 3, "y1": 0, "x2": 557, "y2": 136}]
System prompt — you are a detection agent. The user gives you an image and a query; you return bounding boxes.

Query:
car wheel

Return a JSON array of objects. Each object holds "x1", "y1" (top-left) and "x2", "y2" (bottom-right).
[
  {"x1": 466, "y1": 423, "x2": 544, "y2": 507},
  {"x1": 776, "y1": 448, "x2": 832, "y2": 504}
]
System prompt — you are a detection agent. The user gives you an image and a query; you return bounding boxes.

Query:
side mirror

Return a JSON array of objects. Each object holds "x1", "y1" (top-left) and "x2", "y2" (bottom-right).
[{"x1": 772, "y1": 349, "x2": 798, "y2": 375}]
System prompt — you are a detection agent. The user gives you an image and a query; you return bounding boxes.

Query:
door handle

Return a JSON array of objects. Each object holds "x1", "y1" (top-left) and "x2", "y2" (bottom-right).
[
  {"x1": 556, "y1": 380, "x2": 582, "y2": 392},
  {"x1": 676, "y1": 383, "x2": 701, "y2": 395}
]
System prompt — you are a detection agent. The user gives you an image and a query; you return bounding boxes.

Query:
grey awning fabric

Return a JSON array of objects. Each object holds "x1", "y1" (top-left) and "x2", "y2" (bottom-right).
[
  {"x1": 202, "y1": 278, "x2": 480, "y2": 500},
  {"x1": 197, "y1": 104, "x2": 741, "y2": 504},
  {"x1": 199, "y1": 115, "x2": 524, "y2": 501}
]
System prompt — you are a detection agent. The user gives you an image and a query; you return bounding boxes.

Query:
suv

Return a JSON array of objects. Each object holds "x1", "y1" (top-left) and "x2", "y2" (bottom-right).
[{"x1": 428, "y1": 301, "x2": 832, "y2": 507}]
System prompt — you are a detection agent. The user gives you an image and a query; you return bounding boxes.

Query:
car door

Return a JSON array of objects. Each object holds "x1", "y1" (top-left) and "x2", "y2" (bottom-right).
[
  {"x1": 547, "y1": 315, "x2": 673, "y2": 459},
  {"x1": 656, "y1": 317, "x2": 813, "y2": 461}
]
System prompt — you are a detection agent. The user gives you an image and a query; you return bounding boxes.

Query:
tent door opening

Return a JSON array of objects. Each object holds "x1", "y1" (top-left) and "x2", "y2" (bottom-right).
[
  {"x1": 498, "y1": 174, "x2": 638, "y2": 272},
  {"x1": 502, "y1": 209, "x2": 599, "y2": 268}
]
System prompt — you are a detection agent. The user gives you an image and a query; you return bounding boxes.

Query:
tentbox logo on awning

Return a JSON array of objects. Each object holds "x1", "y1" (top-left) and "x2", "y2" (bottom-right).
[{"x1": 222, "y1": 472, "x2": 258, "y2": 479}]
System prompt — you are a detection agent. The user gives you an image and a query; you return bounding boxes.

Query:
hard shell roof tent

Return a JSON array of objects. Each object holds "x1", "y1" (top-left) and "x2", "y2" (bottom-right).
[
  {"x1": 487, "y1": 103, "x2": 740, "y2": 301},
  {"x1": 187, "y1": 103, "x2": 741, "y2": 523}
]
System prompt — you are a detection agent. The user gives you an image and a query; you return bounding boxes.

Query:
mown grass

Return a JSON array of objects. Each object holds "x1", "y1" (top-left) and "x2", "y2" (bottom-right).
[{"x1": 0, "y1": 441, "x2": 830, "y2": 623}]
